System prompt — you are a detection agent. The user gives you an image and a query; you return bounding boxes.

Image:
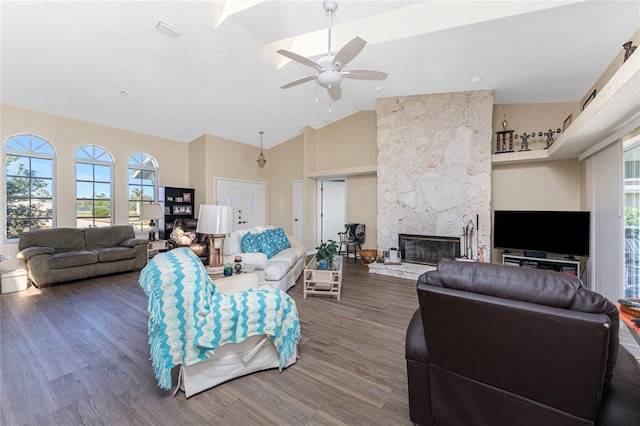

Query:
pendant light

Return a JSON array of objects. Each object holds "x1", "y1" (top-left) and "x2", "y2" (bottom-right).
[{"x1": 257, "y1": 131, "x2": 267, "y2": 168}]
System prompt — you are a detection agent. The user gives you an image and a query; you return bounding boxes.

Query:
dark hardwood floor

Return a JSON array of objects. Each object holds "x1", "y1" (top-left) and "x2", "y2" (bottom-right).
[
  {"x1": 2, "y1": 259, "x2": 638, "y2": 425},
  {"x1": 1, "y1": 259, "x2": 418, "y2": 425}
]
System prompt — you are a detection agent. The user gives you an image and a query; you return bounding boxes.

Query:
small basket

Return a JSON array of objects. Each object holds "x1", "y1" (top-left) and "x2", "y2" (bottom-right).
[
  {"x1": 360, "y1": 249, "x2": 378, "y2": 265},
  {"x1": 619, "y1": 298, "x2": 640, "y2": 318}
]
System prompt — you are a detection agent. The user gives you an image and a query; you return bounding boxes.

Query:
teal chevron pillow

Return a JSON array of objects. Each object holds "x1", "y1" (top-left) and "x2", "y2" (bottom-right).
[{"x1": 241, "y1": 232, "x2": 261, "y2": 253}]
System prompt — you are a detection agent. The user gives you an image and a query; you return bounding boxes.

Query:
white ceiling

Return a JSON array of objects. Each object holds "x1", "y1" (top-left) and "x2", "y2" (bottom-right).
[{"x1": 1, "y1": 1, "x2": 639, "y2": 149}]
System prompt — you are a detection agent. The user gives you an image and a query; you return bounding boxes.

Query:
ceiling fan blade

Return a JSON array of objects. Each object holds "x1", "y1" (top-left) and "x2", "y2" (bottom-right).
[
  {"x1": 328, "y1": 84, "x2": 342, "y2": 101},
  {"x1": 342, "y1": 69, "x2": 388, "y2": 80},
  {"x1": 332, "y1": 37, "x2": 367, "y2": 71},
  {"x1": 281, "y1": 75, "x2": 317, "y2": 89},
  {"x1": 277, "y1": 49, "x2": 321, "y2": 70}
]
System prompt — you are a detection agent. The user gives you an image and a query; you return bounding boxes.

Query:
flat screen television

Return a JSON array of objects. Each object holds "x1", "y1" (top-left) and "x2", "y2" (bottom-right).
[{"x1": 493, "y1": 210, "x2": 590, "y2": 257}]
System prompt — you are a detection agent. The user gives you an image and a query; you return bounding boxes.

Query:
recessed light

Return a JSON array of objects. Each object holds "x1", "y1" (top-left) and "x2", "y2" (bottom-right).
[
  {"x1": 471, "y1": 76, "x2": 483, "y2": 83},
  {"x1": 374, "y1": 85, "x2": 384, "y2": 92},
  {"x1": 119, "y1": 89, "x2": 128, "y2": 97}
]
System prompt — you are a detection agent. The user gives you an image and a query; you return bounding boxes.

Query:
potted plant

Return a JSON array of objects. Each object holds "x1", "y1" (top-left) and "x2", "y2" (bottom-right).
[{"x1": 316, "y1": 240, "x2": 338, "y2": 269}]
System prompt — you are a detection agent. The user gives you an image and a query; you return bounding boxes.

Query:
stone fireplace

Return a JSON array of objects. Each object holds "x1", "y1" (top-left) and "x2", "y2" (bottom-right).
[
  {"x1": 375, "y1": 90, "x2": 493, "y2": 272},
  {"x1": 399, "y1": 234, "x2": 461, "y2": 266}
]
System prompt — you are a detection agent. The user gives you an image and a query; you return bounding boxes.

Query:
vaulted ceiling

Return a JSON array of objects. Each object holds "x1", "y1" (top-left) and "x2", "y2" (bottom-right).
[{"x1": 1, "y1": 1, "x2": 639, "y2": 148}]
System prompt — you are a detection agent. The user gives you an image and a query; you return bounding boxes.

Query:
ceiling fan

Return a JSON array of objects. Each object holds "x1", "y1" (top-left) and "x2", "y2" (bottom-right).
[{"x1": 277, "y1": 0, "x2": 388, "y2": 101}]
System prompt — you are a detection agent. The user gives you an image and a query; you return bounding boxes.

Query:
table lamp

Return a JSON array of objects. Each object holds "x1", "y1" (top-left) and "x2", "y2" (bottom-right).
[
  {"x1": 196, "y1": 204, "x2": 233, "y2": 272},
  {"x1": 140, "y1": 203, "x2": 164, "y2": 242}
]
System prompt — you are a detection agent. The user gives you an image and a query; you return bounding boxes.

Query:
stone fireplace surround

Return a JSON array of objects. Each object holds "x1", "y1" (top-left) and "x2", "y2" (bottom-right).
[{"x1": 374, "y1": 90, "x2": 493, "y2": 280}]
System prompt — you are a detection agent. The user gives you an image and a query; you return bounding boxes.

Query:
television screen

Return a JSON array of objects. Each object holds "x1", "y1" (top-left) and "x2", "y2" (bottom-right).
[{"x1": 494, "y1": 210, "x2": 590, "y2": 257}]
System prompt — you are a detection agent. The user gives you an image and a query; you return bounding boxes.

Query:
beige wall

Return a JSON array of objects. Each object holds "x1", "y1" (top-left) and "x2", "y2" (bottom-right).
[
  {"x1": 301, "y1": 111, "x2": 379, "y2": 250},
  {"x1": 0, "y1": 104, "x2": 188, "y2": 269},
  {"x1": 314, "y1": 111, "x2": 377, "y2": 170},
  {"x1": 266, "y1": 134, "x2": 304, "y2": 234}
]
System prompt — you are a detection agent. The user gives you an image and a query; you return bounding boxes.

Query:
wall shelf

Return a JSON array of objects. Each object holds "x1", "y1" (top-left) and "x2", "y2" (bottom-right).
[{"x1": 493, "y1": 53, "x2": 640, "y2": 165}]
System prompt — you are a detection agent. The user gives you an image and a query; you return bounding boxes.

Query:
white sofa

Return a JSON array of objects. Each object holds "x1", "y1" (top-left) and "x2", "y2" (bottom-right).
[{"x1": 223, "y1": 225, "x2": 307, "y2": 292}]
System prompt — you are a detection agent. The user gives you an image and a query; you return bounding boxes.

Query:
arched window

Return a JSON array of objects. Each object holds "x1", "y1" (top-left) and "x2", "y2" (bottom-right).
[
  {"x1": 3, "y1": 134, "x2": 55, "y2": 241},
  {"x1": 75, "y1": 145, "x2": 114, "y2": 228},
  {"x1": 128, "y1": 153, "x2": 159, "y2": 232}
]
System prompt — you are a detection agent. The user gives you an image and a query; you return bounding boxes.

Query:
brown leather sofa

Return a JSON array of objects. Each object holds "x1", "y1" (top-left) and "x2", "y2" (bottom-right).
[
  {"x1": 405, "y1": 260, "x2": 640, "y2": 426},
  {"x1": 167, "y1": 218, "x2": 209, "y2": 263}
]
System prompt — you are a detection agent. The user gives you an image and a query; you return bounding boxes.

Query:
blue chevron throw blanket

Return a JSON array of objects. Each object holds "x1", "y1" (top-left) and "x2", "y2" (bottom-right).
[{"x1": 139, "y1": 248, "x2": 300, "y2": 390}]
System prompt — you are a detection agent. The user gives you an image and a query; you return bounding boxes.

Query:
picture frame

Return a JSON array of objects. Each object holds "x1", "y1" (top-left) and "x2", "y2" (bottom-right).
[
  {"x1": 165, "y1": 207, "x2": 170, "y2": 215},
  {"x1": 172, "y1": 205, "x2": 192, "y2": 215},
  {"x1": 582, "y1": 89, "x2": 596, "y2": 111},
  {"x1": 182, "y1": 192, "x2": 191, "y2": 203},
  {"x1": 166, "y1": 196, "x2": 174, "y2": 202},
  {"x1": 175, "y1": 197, "x2": 183, "y2": 203},
  {"x1": 562, "y1": 113, "x2": 573, "y2": 132}
]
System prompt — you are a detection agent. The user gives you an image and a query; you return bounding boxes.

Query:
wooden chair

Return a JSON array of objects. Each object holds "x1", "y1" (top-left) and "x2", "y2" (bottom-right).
[{"x1": 338, "y1": 223, "x2": 365, "y2": 263}]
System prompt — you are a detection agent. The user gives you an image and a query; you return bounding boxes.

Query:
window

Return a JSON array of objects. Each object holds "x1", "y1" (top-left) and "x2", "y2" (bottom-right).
[
  {"x1": 624, "y1": 138, "x2": 640, "y2": 298},
  {"x1": 128, "y1": 153, "x2": 158, "y2": 232},
  {"x1": 3, "y1": 134, "x2": 55, "y2": 240},
  {"x1": 75, "y1": 145, "x2": 113, "y2": 228}
]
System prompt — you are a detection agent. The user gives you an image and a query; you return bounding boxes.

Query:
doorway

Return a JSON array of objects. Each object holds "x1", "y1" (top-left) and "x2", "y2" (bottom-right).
[
  {"x1": 317, "y1": 179, "x2": 346, "y2": 244},
  {"x1": 293, "y1": 180, "x2": 304, "y2": 244}
]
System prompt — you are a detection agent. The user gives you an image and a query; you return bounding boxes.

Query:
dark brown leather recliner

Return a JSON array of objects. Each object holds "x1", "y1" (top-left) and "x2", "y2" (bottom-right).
[
  {"x1": 406, "y1": 260, "x2": 640, "y2": 426},
  {"x1": 167, "y1": 218, "x2": 209, "y2": 263}
]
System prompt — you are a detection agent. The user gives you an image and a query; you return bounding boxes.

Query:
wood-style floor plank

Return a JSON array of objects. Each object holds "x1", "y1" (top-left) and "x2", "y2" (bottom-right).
[{"x1": 1, "y1": 259, "x2": 638, "y2": 425}]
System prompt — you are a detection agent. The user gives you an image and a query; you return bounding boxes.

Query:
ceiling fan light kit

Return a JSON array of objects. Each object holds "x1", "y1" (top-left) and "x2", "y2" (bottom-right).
[{"x1": 278, "y1": 0, "x2": 387, "y2": 102}]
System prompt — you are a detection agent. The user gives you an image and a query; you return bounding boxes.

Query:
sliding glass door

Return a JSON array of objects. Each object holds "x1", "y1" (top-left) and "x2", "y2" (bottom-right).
[{"x1": 624, "y1": 135, "x2": 640, "y2": 298}]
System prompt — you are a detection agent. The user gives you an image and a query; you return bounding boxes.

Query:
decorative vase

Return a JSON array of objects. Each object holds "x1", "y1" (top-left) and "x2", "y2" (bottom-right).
[
  {"x1": 234, "y1": 261, "x2": 243, "y2": 274},
  {"x1": 224, "y1": 264, "x2": 233, "y2": 276},
  {"x1": 318, "y1": 260, "x2": 328, "y2": 269}
]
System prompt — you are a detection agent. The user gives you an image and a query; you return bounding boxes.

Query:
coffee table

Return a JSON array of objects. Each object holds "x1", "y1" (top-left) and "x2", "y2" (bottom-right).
[{"x1": 303, "y1": 255, "x2": 343, "y2": 301}]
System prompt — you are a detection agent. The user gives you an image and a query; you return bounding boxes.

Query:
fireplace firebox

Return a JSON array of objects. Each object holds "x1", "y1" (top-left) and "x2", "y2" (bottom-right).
[{"x1": 398, "y1": 234, "x2": 461, "y2": 266}]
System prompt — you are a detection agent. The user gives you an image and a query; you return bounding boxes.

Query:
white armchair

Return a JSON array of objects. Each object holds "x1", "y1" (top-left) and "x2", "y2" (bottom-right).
[
  {"x1": 139, "y1": 248, "x2": 299, "y2": 398},
  {"x1": 178, "y1": 273, "x2": 298, "y2": 397}
]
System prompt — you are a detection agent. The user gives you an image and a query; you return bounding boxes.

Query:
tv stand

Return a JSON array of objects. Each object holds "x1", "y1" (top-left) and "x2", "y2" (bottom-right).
[{"x1": 502, "y1": 253, "x2": 580, "y2": 276}]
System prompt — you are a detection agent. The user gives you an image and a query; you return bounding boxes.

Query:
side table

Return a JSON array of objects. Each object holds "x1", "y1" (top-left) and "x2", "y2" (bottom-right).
[
  {"x1": 147, "y1": 240, "x2": 168, "y2": 263},
  {"x1": 303, "y1": 255, "x2": 343, "y2": 301}
]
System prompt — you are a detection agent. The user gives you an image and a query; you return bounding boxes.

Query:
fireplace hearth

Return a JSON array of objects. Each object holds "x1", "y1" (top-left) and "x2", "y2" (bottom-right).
[{"x1": 399, "y1": 234, "x2": 461, "y2": 266}]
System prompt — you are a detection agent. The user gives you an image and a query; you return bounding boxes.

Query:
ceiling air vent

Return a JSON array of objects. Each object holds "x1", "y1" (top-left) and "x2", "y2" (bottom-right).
[{"x1": 155, "y1": 21, "x2": 182, "y2": 39}]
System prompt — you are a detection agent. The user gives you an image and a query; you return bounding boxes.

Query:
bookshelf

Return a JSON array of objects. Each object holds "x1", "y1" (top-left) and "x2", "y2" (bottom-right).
[
  {"x1": 159, "y1": 186, "x2": 195, "y2": 239},
  {"x1": 502, "y1": 253, "x2": 580, "y2": 277}
]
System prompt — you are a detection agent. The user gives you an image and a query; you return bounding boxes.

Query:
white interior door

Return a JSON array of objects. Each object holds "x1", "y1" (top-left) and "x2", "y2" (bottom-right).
[
  {"x1": 293, "y1": 180, "x2": 304, "y2": 244},
  {"x1": 215, "y1": 178, "x2": 264, "y2": 230},
  {"x1": 317, "y1": 179, "x2": 346, "y2": 244}
]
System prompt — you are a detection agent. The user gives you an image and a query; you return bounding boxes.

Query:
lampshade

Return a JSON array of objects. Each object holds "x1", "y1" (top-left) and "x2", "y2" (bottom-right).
[
  {"x1": 196, "y1": 205, "x2": 233, "y2": 235},
  {"x1": 140, "y1": 203, "x2": 164, "y2": 220}
]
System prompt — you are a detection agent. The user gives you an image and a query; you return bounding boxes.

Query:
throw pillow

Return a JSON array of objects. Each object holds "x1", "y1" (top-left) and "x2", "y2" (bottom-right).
[
  {"x1": 272, "y1": 228, "x2": 291, "y2": 251},
  {"x1": 253, "y1": 231, "x2": 278, "y2": 259},
  {"x1": 241, "y1": 232, "x2": 260, "y2": 253}
]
